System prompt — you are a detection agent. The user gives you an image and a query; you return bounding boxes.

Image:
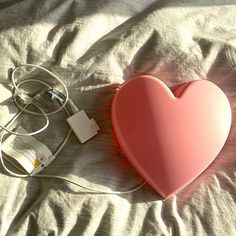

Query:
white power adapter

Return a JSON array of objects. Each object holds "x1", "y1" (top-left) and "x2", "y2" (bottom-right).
[{"x1": 66, "y1": 110, "x2": 99, "y2": 143}]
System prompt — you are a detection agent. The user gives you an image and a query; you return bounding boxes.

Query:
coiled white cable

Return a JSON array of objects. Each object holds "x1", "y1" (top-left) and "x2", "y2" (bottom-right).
[
  {"x1": 0, "y1": 64, "x2": 146, "y2": 194},
  {"x1": 12, "y1": 64, "x2": 69, "y2": 116},
  {"x1": 1, "y1": 78, "x2": 51, "y2": 137}
]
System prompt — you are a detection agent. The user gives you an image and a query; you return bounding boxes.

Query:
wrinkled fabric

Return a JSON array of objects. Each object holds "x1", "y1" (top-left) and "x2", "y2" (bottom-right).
[{"x1": 0, "y1": 0, "x2": 235, "y2": 235}]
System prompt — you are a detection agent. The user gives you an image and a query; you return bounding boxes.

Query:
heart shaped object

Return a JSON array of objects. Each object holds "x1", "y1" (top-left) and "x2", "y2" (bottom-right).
[{"x1": 111, "y1": 75, "x2": 231, "y2": 198}]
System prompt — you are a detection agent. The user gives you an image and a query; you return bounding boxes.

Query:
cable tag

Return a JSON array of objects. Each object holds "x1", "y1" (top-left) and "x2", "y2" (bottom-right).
[{"x1": 1, "y1": 126, "x2": 53, "y2": 175}]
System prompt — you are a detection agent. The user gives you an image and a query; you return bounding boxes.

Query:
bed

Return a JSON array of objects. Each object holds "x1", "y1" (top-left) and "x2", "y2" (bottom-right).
[{"x1": 0, "y1": 0, "x2": 235, "y2": 235}]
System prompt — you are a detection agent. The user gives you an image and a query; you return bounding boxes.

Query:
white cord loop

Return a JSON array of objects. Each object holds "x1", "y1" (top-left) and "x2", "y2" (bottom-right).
[{"x1": 12, "y1": 64, "x2": 69, "y2": 116}]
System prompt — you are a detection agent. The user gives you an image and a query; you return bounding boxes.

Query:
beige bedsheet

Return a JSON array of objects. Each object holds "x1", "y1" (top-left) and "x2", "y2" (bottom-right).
[{"x1": 0, "y1": 0, "x2": 235, "y2": 235}]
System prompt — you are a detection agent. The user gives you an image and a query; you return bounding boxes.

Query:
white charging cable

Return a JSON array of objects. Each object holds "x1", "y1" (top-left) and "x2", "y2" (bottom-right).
[
  {"x1": 1, "y1": 79, "x2": 51, "y2": 137},
  {"x1": 0, "y1": 64, "x2": 146, "y2": 194},
  {"x1": 12, "y1": 64, "x2": 69, "y2": 116},
  {"x1": 0, "y1": 64, "x2": 71, "y2": 177}
]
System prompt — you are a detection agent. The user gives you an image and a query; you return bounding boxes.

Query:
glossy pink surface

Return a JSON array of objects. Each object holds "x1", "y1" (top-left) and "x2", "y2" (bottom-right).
[{"x1": 112, "y1": 76, "x2": 232, "y2": 198}]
